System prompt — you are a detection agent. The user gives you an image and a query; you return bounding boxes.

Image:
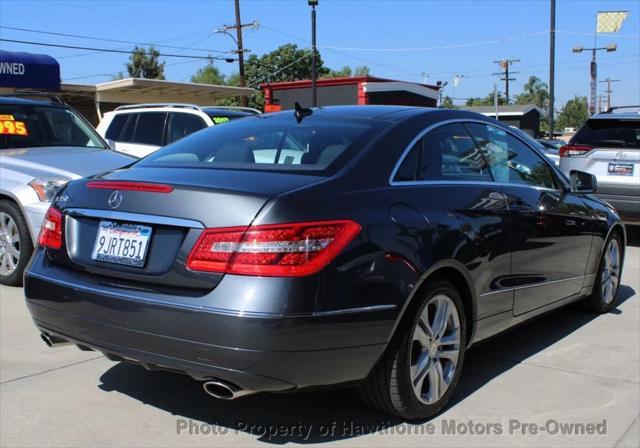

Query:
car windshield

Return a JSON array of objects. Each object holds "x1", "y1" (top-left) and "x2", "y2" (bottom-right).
[
  {"x1": 0, "y1": 103, "x2": 106, "y2": 150},
  {"x1": 138, "y1": 114, "x2": 386, "y2": 175},
  {"x1": 572, "y1": 119, "x2": 640, "y2": 149}
]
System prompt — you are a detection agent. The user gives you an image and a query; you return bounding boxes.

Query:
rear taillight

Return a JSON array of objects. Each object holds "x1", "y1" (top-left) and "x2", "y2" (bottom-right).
[
  {"x1": 186, "y1": 220, "x2": 361, "y2": 277},
  {"x1": 38, "y1": 207, "x2": 63, "y2": 250},
  {"x1": 559, "y1": 144, "x2": 593, "y2": 158}
]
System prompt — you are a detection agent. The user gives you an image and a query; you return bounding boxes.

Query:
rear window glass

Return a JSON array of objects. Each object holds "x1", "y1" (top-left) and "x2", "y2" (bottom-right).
[
  {"x1": 572, "y1": 119, "x2": 640, "y2": 149},
  {"x1": 105, "y1": 113, "x2": 128, "y2": 140},
  {"x1": 133, "y1": 112, "x2": 166, "y2": 146},
  {"x1": 138, "y1": 115, "x2": 386, "y2": 174}
]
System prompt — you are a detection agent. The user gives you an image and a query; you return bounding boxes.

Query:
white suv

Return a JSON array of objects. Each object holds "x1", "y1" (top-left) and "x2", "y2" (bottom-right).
[
  {"x1": 559, "y1": 107, "x2": 639, "y2": 225},
  {"x1": 96, "y1": 104, "x2": 260, "y2": 158}
]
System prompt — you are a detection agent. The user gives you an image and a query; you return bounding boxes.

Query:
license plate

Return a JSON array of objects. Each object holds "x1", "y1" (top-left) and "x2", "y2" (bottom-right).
[
  {"x1": 608, "y1": 162, "x2": 634, "y2": 176},
  {"x1": 91, "y1": 221, "x2": 152, "y2": 267}
]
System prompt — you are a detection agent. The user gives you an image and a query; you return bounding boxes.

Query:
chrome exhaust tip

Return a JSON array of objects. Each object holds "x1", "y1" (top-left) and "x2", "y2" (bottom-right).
[
  {"x1": 202, "y1": 380, "x2": 254, "y2": 400},
  {"x1": 40, "y1": 332, "x2": 71, "y2": 348}
]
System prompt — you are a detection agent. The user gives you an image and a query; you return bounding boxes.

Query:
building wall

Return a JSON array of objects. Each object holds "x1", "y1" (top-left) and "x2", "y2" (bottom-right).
[
  {"x1": 494, "y1": 111, "x2": 541, "y2": 137},
  {"x1": 273, "y1": 85, "x2": 357, "y2": 110},
  {"x1": 367, "y1": 91, "x2": 436, "y2": 107}
]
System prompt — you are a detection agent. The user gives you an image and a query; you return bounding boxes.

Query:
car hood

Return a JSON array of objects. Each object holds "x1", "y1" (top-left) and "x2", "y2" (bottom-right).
[{"x1": 0, "y1": 146, "x2": 135, "y2": 180}]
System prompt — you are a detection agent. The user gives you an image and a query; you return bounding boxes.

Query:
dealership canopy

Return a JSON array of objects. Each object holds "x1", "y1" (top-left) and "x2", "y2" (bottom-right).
[{"x1": 0, "y1": 50, "x2": 61, "y2": 91}]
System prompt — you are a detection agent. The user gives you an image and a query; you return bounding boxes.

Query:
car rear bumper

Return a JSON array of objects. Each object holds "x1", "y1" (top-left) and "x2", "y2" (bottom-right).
[
  {"x1": 24, "y1": 252, "x2": 395, "y2": 393},
  {"x1": 596, "y1": 184, "x2": 640, "y2": 224}
]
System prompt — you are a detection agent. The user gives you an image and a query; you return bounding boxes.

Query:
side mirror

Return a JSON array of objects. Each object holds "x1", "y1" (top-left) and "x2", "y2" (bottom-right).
[
  {"x1": 570, "y1": 170, "x2": 597, "y2": 194},
  {"x1": 105, "y1": 138, "x2": 116, "y2": 150}
]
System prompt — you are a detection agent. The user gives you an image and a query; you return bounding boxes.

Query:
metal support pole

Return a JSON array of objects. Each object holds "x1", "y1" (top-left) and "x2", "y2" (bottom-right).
[
  {"x1": 311, "y1": 5, "x2": 317, "y2": 107},
  {"x1": 589, "y1": 48, "x2": 597, "y2": 115},
  {"x1": 548, "y1": 0, "x2": 556, "y2": 138}
]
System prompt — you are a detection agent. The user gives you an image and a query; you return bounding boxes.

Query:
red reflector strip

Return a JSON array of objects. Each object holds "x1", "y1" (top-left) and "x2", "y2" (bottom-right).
[
  {"x1": 86, "y1": 181, "x2": 173, "y2": 193},
  {"x1": 186, "y1": 220, "x2": 361, "y2": 277}
]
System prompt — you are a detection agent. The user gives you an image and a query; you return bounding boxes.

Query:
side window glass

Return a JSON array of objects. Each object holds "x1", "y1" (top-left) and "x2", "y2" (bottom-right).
[
  {"x1": 466, "y1": 123, "x2": 558, "y2": 189},
  {"x1": 418, "y1": 123, "x2": 492, "y2": 181},
  {"x1": 105, "y1": 114, "x2": 128, "y2": 140},
  {"x1": 120, "y1": 114, "x2": 137, "y2": 143},
  {"x1": 393, "y1": 139, "x2": 419, "y2": 182},
  {"x1": 167, "y1": 113, "x2": 206, "y2": 144},
  {"x1": 133, "y1": 112, "x2": 166, "y2": 146}
]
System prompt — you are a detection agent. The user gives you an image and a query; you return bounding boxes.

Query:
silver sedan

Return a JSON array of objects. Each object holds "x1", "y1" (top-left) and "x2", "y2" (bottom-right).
[{"x1": 0, "y1": 96, "x2": 133, "y2": 285}]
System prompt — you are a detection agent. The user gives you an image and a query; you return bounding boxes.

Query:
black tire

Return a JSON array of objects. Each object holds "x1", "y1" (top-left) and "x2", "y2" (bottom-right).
[
  {"x1": 0, "y1": 200, "x2": 34, "y2": 287},
  {"x1": 359, "y1": 280, "x2": 467, "y2": 420},
  {"x1": 583, "y1": 232, "x2": 623, "y2": 313}
]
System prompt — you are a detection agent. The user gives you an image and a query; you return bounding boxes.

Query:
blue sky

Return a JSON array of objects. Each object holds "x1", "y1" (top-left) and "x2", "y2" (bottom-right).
[{"x1": 0, "y1": 0, "x2": 638, "y2": 109}]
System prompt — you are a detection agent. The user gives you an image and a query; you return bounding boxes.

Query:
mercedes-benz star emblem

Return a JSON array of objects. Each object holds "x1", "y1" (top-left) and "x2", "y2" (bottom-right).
[{"x1": 108, "y1": 190, "x2": 123, "y2": 209}]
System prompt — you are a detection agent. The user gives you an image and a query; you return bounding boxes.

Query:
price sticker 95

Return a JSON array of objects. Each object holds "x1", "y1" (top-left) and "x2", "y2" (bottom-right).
[{"x1": 0, "y1": 115, "x2": 28, "y2": 136}]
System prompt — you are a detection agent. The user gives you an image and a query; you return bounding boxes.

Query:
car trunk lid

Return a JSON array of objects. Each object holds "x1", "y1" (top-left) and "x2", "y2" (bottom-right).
[{"x1": 50, "y1": 167, "x2": 325, "y2": 290}]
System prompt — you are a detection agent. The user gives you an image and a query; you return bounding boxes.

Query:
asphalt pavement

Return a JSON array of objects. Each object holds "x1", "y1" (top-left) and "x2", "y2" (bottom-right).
[{"x1": 1, "y1": 232, "x2": 638, "y2": 447}]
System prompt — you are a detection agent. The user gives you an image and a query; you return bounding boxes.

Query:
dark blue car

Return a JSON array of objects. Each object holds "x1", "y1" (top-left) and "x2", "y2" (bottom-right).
[{"x1": 25, "y1": 106, "x2": 626, "y2": 419}]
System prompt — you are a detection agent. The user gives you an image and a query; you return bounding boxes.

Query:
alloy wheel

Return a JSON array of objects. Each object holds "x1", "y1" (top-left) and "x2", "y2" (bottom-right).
[
  {"x1": 410, "y1": 293, "x2": 461, "y2": 405},
  {"x1": 0, "y1": 212, "x2": 20, "y2": 276},
  {"x1": 0, "y1": 212, "x2": 21, "y2": 277},
  {"x1": 601, "y1": 238, "x2": 621, "y2": 304}
]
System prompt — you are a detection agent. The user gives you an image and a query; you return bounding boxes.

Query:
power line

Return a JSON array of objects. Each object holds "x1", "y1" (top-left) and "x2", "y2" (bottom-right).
[
  {"x1": 0, "y1": 38, "x2": 236, "y2": 61},
  {"x1": 0, "y1": 26, "x2": 230, "y2": 53},
  {"x1": 260, "y1": 24, "x2": 423, "y2": 78},
  {"x1": 318, "y1": 31, "x2": 549, "y2": 52},
  {"x1": 248, "y1": 51, "x2": 313, "y2": 88}
]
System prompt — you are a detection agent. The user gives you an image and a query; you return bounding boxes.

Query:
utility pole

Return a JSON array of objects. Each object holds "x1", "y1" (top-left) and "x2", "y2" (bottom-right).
[
  {"x1": 493, "y1": 58, "x2": 520, "y2": 103},
  {"x1": 233, "y1": 0, "x2": 247, "y2": 107},
  {"x1": 216, "y1": 1, "x2": 258, "y2": 107},
  {"x1": 548, "y1": 0, "x2": 556, "y2": 138},
  {"x1": 599, "y1": 78, "x2": 620, "y2": 110},
  {"x1": 309, "y1": 0, "x2": 318, "y2": 107}
]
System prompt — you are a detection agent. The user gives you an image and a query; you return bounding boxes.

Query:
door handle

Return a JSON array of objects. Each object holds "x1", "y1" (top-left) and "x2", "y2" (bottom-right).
[{"x1": 565, "y1": 219, "x2": 576, "y2": 226}]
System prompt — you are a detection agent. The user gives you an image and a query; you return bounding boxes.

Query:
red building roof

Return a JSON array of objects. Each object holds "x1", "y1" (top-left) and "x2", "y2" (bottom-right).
[{"x1": 261, "y1": 76, "x2": 439, "y2": 91}]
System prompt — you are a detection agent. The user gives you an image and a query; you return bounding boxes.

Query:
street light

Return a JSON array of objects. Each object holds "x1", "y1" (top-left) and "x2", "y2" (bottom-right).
[
  {"x1": 308, "y1": 0, "x2": 318, "y2": 107},
  {"x1": 572, "y1": 43, "x2": 617, "y2": 114}
]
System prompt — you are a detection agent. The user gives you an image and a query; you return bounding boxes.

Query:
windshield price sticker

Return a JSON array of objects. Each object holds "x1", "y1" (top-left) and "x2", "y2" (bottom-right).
[
  {"x1": 212, "y1": 116, "x2": 231, "y2": 124},
  {"x1": 0, "y1": 118, "x2": 28, "y2": 136}
]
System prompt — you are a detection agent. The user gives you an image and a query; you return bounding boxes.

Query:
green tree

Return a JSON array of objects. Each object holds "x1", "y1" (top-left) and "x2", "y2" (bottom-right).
[
  {"x1": 353, "y1": 66, "x2": 370, "y2": 77},
  {"x1": 326, "y1": 66, "x2": 352, "y2": 78},
  {"x1": 465, "y1": 91, "x2": 507, "y2": 106},
  {"x1": 191, "y1": 58, "x2": 226, "y2": 85},
  {"x1": 515, "y1": 76, "x2": 549, "y2": 109},
  {"x1": 111, "y1": 72, "x2": 125, "y2": 81},
  {"x1": 325, "y1": 65, "x2": 371, "y2": 78},
  {"x1": 556, "y1": 96, "x2": 589, "y2": 130},
  {"x1": 243, "y1": 44, "x2": 329, "y2": 109},
  {"x1": 440, "y1": 96, "x2": 456, "y2": 109},
  {"x1": 126, "y1": 46, "x2": 165, "y2": 79}
]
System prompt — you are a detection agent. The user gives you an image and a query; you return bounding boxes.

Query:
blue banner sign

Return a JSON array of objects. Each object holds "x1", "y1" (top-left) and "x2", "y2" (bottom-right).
[{"x1": 0, "y1": 50, "x2": 61, "y2": 91}]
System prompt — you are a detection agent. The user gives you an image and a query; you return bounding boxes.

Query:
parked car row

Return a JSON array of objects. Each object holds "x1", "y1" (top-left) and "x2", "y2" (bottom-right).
[{"x1": 0, "y1": 94, "x2": 635, "y2": 420}]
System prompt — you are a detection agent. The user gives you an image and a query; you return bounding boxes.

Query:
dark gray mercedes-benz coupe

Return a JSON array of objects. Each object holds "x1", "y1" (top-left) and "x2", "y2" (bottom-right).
[{"x1": 24, "y1": 106, "x2": 626, "y2": 419}]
